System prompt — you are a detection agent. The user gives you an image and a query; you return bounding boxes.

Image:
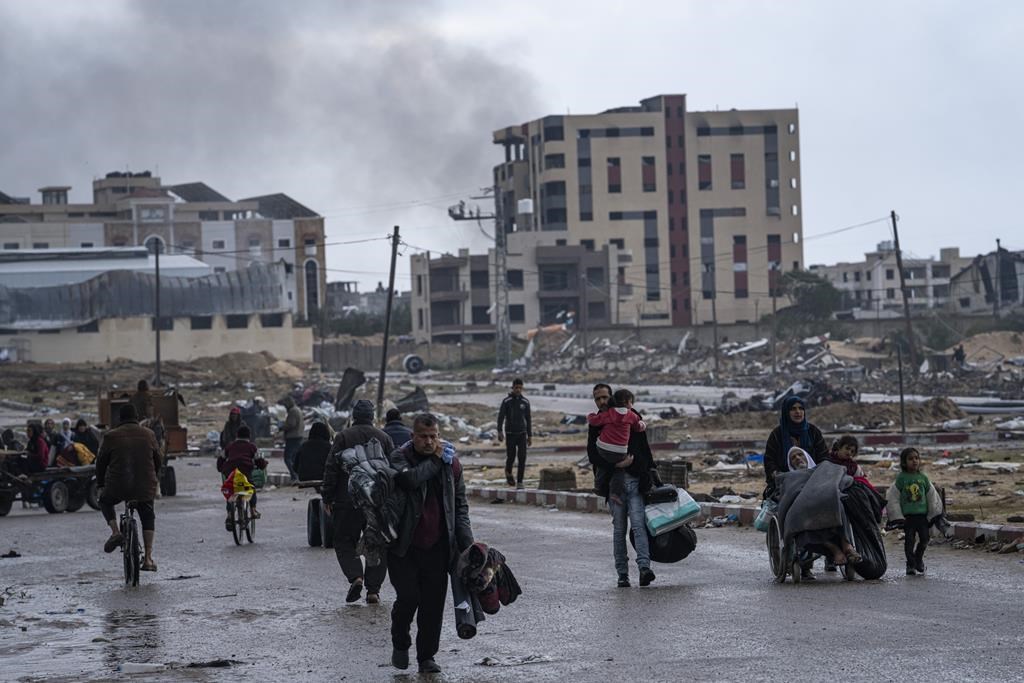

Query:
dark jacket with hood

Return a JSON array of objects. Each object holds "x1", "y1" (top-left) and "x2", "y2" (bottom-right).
[
  {"x1": 322, "y1": 422, "x2": 394, "y2": 509},
  {"x1": 95, "y1": 420, "x2": 161, "y2": 501},
  {"x1": 295, "y1": 422, "x2": 333, "y2": 482},
  {"x1": 383, "y1": 419, "x2": 413, "y2": 449},
  {"x1": 220, "y1": 413, "x2": 242, "y2": 451},
  {"x1": 388, "y1": 441, "x2": 473, "y2": 563},
  {"x1": 763, "y1": 397, "x2": 828, "y2": 496},
  {"x1": 72, "y1": 421, "x2": 100, "y2": 455}
]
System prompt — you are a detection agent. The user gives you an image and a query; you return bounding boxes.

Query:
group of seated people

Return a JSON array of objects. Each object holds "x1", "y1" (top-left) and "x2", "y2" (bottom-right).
[{"x1": 2, "y1": 417, "x2": 107, "y2": 476}]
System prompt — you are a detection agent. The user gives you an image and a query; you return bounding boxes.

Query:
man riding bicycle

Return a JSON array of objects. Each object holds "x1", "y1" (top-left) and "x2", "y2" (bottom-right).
[{"x1": 95, "y1": 403, "x2": 162, "y2": 572}]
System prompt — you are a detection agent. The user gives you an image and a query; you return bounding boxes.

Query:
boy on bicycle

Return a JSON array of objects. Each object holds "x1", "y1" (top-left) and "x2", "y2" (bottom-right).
[{"x1": 217, "y1": 425, "x2": 268, "y2": 529}]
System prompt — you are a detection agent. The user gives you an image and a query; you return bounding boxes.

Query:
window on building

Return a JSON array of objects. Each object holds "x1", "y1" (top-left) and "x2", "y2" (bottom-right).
[
  {"x1": 151, "y1": 316, "x2": 173, "y2": 331},
  {"x1": 416, "y1": 274, "x2": 423, "y2": 296},
  {"x1": 214, "y1": 266, "x2": 227, "y2": 274},
  {"x1": 587, "y1": 301, "x2": 606, "y2": 320},
  {"x1": 190, "y1": 316, "x2": 213, "y2": 330},
  {"x1": 417, "y1": 309, "x2": 424, "y2": 329},
  {"x1": 730, "y1": 153, "x2": 745, "y2": 189},
  {"x1": 789, "y1": 150, "x2": 797, "y2": 161},
  {"x1": 789, "y1": 123, "x2": 797, "y2": 134},
  {"x1": 509, "y1": 304, "x2": 525, "y2": 323},
  {"x1": 260, "y1": 313, "x2": 284, "y2": 328},
  {"x1": 544, "y1": 208, "x2": 567, "y2": 227},
  {"x1": 866, "y1": 271, "x2": 872, "y2": 281},
  {"x1": 578, "y1": 239, "x2": 594, "y2": 251},
  {"x1": 886, "y1": 268, "x2": 894, "y2": 280},
  {"x1": 470, "y1": 270, "x2": 488, "y2": 289},
  {"x1": 698, "y1": 155, "x2": 712, "y2": 190},
  {"x1": 540, "y1": 267, "x2": 572, "y2": 291},
  {"x1": 586, "y1": 267, "x2": 605, "y2": 287},
  {"x1": 507, "y1": 270, "x2": 524, "y2": 289},
  {"x1": 792, "y1": 204, "x2": 799, "y2": 216},
  {"x1": 609, "y1": 238, "x2": 625, "y2": 249},
  {"x1": 139, "y1": 206, "x2": 167, "y2": 221},
  {"x1": 248, "y1": 238, "x2": 261, "y2": 248},
  {"x1": 226, "y1": 314, "x2": 250, "y2": 329},
  {"x1": 32, "y1": 242, "x2": 49, "y2": 249},
  {"x1": 543, "y1": 123, "x2": 564, "y2": 141},
  {"x1": 471, "y1": 306, "x2": 490, "y2": 325},
  {"x1": 887, "y1": 288, "x2": 896, "y2": 299},
  {"x1": 642, "y1": 156, "x2": 656, "y2": 192},
  {"x1": 278, "y1": 238, "x2": 291, "y2": 248},
  {"x1": 607, "y1": 157, "x2": 621, "y2": 193},
  {"x1": 3, "y1": 243, "x2": 18, "y2": 250},
  {"x1": 212, "y1": 240, "x2": 226, "y2": 249},
  {"x1": 80, "y1": 242, "x2": 94, "y2": 248},
  {"x1": 544, "y1": 153, "x2": 565, "y2": 169},
  {"x1": 199, "y1": 210, "x2": 219, "y2": 220},
  {"x1": 305, "y1": 260, "x2": 320, "y2": 313},
  {"x1": 76, "y1": 321, "x2": 99, "y2": 333},
  {"x1": 555, "y1": 239, "x2": 567, "y2": 246},
  {"x1": 854, "y1": 272, "x2": 861, "y2": 282}
]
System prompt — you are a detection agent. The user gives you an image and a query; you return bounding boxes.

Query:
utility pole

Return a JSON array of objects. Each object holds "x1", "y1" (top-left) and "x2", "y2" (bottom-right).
[
  {"x1": 896, "y1": 342, "x2": 907, "y2": 434},
  {"x1": 890, "y1": 210, "x2": 917, "y2": 371},
  {"x1": 376, "y1": 226, "x2": 400, "y2": 423},
  {"x1": 580, "y1": 272, "x2": 589, "y2": 368},
  {"x1": 770, "y1": 262, "x2": 778, "y2": 378},
  {"x1": 994, "y1": 238, "x2": 1002, "y2": 320},
  {"x1": 706, "y1": 263, "x2": 720, "y2": 376},
  {"x1": 154, "y1": 239, "x2": 162, "y2": 387}
]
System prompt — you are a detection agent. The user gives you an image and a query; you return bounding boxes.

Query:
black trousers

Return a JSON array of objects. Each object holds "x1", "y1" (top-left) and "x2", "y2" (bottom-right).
[
  {"x1": 904, "y1": 513, "x2": 929, "y2": 565},
  {"x1": 100, "y1": 497, "x2": 155, "y2": 532},
  {"x1": 388, "y1": 541, "x2": 449, "y2": 662},
  {"x1": 333, "y1": 507, "x2": 387, "y2": 593},
  {"x1": 504, "y1": 432, "x2": 528, "y2": 484}
]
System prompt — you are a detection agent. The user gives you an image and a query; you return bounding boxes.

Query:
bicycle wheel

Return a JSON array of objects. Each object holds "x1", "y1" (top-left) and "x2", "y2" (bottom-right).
[
  {"x1": 232, "y1": 498, "x2": 244, "y2": 545},
  {"x1": 129, "y1": 517, "x2": 141, "y2": 586},
  {"x1": 244, "y1": 500, "x2": 255, "y2": 543},
  {"x1": 121, "y1": 515, "x2": 133, "y2": 586}
]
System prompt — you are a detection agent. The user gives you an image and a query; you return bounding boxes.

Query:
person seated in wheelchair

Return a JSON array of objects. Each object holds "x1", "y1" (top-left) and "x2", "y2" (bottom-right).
[
  {"x1": 775, "y1": 446, "x2": 863, "y2": 579},
  {"x1": 217, "y1": 425, "x2": 268, "y2": 527}
]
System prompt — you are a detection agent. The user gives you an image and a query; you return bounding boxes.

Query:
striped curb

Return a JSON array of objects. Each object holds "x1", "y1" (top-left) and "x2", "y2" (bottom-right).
[{"x1": 465, "y1": 485, "x2": 1024, "y2": 542}]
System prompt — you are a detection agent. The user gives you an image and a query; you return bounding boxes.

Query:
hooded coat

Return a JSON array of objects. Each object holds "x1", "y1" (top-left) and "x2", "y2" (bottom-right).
[
  {"x1": 294, "y1": 421, "x2": 333, "y2": 482},
  {"x1": 763, "y1": 397, "x2": 828, "y2": 497},
  {"x1": 94, "y1": 420, "x2": 161, "y2": 501}
]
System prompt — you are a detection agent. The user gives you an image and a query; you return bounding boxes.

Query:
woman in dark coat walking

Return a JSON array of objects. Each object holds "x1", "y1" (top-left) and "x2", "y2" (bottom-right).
[
  {"x1": 294, "y1": 421, "x2": 333, "y2": 482},
  {"x1": 763, "y1": 396, "x2": 829, "y2": 499}
]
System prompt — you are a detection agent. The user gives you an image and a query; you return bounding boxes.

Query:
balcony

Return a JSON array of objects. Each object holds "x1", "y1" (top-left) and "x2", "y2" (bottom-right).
[{"x1": 429, "y1": 289, "x2": 468, "y2": 302}]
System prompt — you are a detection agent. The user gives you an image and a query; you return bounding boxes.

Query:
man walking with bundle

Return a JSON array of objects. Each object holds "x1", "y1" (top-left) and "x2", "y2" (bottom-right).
[{"x1": 497, "y1": 378, "x2": 531, "y2": 488}]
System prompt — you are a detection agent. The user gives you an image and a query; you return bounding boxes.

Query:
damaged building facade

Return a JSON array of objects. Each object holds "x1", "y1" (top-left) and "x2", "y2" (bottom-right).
[
  {"x1": 0, "y1": 172, "x2": 327, "y2": 320},
  {"x1": 411, "y1": 94, "x2": 804, "y2": 342},
  {"x1": 0, "y1": 258, "x2": 312, "y2": 363},
  {"x1": 948, "y1": 248, "x2": 1024, "y2": 315},
  {"x1": 810, "y1": 242, "x2": 972, "y2": 318}
]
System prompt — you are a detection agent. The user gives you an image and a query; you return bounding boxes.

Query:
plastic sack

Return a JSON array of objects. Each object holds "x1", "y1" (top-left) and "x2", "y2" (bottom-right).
[
  {"x1": 250, "y1": 467, "x2": 267, "y2": 489},
  {"x1": 645, "y1": 487, "x2": 701, "y2": 536},
  {"x1": 754, "y1": 499, "x2": 777, "y2": 532},
  {"x1": 220, "y1": 468, "x2": 255, "y2": 501}
]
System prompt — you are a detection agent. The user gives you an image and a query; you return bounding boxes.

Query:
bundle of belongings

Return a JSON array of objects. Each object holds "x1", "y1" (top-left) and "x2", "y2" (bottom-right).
[
  {"x1": 55, "y1": 442, "x2": 96, "y2": 468},
  {"x1": 451, "y1": 541, "x2": 521, "y2": 639},
  {"x1": 342, "y1": 438, "x2": 404, "y2": 567},
  {"x1": 220, "y1": 468, "x2": 255, "y2": 500}
]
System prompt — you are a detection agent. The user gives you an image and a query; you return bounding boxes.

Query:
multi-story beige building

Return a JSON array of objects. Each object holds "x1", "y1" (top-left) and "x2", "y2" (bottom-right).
[
  {"x1": 810, "y1": 242, "x2": 971, "y2": 317},
  {"x1": 0, "y1": 171, "x2": 326, "y2": 319},
  {"x1": 494, "y1": 94, "x2": 802, "y2": 329}
]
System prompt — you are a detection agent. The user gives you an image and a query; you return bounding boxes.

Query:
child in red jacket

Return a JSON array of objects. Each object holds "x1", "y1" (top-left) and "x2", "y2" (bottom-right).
[{"x1": 587, "y1": 389, "x2": 646, "y2": 467}]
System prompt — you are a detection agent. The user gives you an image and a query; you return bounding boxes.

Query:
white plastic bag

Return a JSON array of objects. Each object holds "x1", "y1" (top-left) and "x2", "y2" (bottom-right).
[{"x1": 645, "y1": 487, "x2": 701, "y2": 536}]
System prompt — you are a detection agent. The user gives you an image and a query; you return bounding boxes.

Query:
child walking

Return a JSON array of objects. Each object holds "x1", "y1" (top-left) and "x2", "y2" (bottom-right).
[{"x1": 894, "y1": 447, "x2": 931, "y2": 575}]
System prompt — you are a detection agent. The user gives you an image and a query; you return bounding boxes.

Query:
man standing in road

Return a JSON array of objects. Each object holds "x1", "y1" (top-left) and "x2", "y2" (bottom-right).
[
  {"x1": 322, "y1": 400, "x2": 395, "y2": 605},
  {"x1": 387, "y1": 413, "x2": 473, "y2": 675},
  {"x1": 279, "y1": 395, "x2": 304, "y2": 481},
  {"x1": 497, "y1": 378, "x2": 532, "y2": 488},
  {"x1": 95, "y1": 404, "x2": 162, "y2": 572}
]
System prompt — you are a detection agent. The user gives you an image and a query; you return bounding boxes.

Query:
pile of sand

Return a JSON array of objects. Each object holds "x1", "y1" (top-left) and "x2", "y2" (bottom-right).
[
  {"x1": 267, "y1": 359, "x2": 304, "y2": 380},
  {"x1": 814, "y1": 397, "x2": 965, "y2": 428},
  {"x1": 947, "y1": 331, "x2": 1024, "y2": 362}
]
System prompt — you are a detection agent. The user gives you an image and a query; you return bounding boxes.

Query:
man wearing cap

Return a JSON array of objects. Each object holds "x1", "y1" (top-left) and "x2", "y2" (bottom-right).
[{"x1": 322, "y1": 399, "x2": 395, "y2": 604}]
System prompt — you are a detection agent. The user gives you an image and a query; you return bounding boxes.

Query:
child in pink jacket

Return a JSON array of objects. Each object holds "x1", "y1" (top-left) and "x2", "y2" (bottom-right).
[{"x1": 587, "y1": 389, "x2": 646, "y2": 467}]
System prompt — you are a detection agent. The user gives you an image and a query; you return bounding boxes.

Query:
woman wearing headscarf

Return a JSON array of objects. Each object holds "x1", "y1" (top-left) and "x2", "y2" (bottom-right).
[
  {"x1": 763, "y1": 396, "x2": 828, "y2": 498},
  {"x1": 294, "y1": 421, "x2": 333, "y2": 482}
]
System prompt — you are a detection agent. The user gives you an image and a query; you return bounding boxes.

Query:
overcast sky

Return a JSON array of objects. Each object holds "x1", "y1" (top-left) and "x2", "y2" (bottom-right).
[{"x1": 1, "y1": 0, "x2": 1021, "y2": 290}]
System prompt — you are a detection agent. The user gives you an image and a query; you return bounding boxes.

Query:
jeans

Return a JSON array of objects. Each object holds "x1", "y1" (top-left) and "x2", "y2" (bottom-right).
[
  {"x1": 283, "y1": 438, "x2": 302, "y2": 480},
  {"x1": 610, "y1": 472, "x2": 650, "y2": 574}
]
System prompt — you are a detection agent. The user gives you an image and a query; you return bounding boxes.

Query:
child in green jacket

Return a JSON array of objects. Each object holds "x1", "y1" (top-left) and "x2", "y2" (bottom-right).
[{"x1": 894, "y1": 448, "x2": 931, "y2": 575}]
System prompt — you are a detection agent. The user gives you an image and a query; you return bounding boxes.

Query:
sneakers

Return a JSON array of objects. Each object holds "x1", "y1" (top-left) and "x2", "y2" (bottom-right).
[
  {"x1": 617, "y1": 573, "x2": 630, "y2": 588},
  {"x1": 346, "y1": 580, "x2": 363, "y2": 603},
  {"x1": 639, "y1": 567, "x2": 656, "y2": 587},
  {"x1": 418, "y1": 658, "x2": 442, "y2": 674},
  {"x1": 103, "y1": 533, "x2": 124, "y2": 553},
  {"x1": 365, "y1": 592, "x2": 380, "y2": 604},
  {"x1": 916, "y1": 559, "x2": 926, "y2": 574},
  {"x1": 906, "y1": 564, "x2": 918, "y2": 576},
  {"x1": 505, "y1": 472, "x2": 515, "y2": 487},
  {"x1": 391, "y1": 648, "x2": 409, "y2": 670}
]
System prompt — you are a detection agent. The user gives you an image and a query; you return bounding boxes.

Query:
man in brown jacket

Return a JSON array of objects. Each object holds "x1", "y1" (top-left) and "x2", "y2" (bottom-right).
[{"x1": 96, "y1": 404, "x2": 162, "y2": 571}]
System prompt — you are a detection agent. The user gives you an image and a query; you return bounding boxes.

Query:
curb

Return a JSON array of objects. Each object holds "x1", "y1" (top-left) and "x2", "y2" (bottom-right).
[{"x1": 465, "y1": 485, "x2": 1024, "y2": 543}]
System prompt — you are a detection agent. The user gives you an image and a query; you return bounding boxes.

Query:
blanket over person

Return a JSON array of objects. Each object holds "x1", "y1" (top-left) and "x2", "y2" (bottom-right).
[{"x1": 775, "y1": 460, "x2": 853, "y2": 544}]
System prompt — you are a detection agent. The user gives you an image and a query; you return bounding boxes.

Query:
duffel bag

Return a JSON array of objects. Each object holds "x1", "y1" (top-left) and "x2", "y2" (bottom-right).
[
  {"x1": 644, "y1": 484, "x2": 678, "y2": 505},
  {"x1": 630, "y1": 524, "x2": 698, "y2": 564}
]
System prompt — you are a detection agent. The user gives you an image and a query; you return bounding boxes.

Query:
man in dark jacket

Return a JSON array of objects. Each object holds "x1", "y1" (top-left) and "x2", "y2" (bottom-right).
[
  {"x1": 496, "y1": 378, "x2": 532, "y2": 488},
  {"x1": 382, "y1": 408, "x2": 413, "y2": 448},
  {"x1": 95, "y1": 404, "x2": 162, "y2": 572},
  {"x1": 322, "y1": 400, "x2": 395, "y2": 605},
  {"x1": 387, "y1": 413, "x2": 473, "y2": 674},
  {"x1": 294, "y1": 421, "x2": 333, "y2": 482},
  {"x1": 587, "y1": 383, "x2": 613, "y2": 494}
]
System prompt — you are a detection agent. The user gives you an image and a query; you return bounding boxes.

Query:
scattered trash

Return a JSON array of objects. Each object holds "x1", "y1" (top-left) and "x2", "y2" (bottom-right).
[
  {"x1": 475, "y1": 654, "x2": 554, "y2": 667},
  {"x1": 2, "y1": 549, "x2": 22, "y2": 558},
  {"x1": 186, "y1": 660, "x2": 242, "y2": 669},
  {"x1": 118, "y1": 663, "x2": 167, "y2": 674},
  {"x1": 165, "y1": 575, "x2": 200, "y2": 581}
]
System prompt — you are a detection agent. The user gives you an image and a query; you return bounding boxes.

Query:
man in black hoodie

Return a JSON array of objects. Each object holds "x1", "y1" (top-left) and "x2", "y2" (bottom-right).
[
  {"x1": 322, "y1": 400, "x2": 394, "y2": 605},
  {"x1": 496, "y1": 378, "x2": 531, "y2": 488}
]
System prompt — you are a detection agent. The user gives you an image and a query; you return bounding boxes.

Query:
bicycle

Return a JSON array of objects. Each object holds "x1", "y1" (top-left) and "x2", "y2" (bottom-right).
[
  {"x1": 229, "y1": 492, "x2": 256, "y2": 545},
  {"x1": 120, "y1": 501, "x2": 143, "y2": 586}
]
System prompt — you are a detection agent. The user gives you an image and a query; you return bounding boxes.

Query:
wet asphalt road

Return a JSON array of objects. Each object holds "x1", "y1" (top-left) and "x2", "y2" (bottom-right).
[{"x1": 2, "y1": 458, "x2": 1023, "y2": 683}]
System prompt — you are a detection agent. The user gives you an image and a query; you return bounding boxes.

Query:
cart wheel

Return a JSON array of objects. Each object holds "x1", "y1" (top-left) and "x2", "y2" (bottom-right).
[
  {"x1": 307, "y1": 499, "x2": 322, "y2": 547},
  {"x1": 43, "y1": 481, "x2": 69, "y2": 514},
  {"x1": 66, "y1": 488, "x2": 86, "y2": 513},
  {"x1": 160, "y1": 467, "x2": 177, "y2": 497},
  {"x1": 791, "y1": 558, "x2": 802, "y2": 584},
  {"x1": 0, "y1": 494, "x2": 13, "y2": 517},
  {"x1": 86, "y1": 478, "x2": 101, "y2": 510},
  {"x1": 232, "y1": 498, "x2": 245, "y2": 546},
  {"x1": 321, "y1": 503, "x2": 334, "y2": 549},
  {"x1": 768, "y1": 517, "x2": 786, "y2": 583}
]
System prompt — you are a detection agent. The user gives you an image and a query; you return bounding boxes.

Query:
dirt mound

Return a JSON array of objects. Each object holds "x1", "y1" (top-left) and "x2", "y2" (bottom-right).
[
  {"x1": 267, "y1": 359, "x2": 304, "y2": 380},
  {"x1": 814, "y1": 397, "x2": 964, "y2": 429},
  {"x1": 691, "y1": 411, "x2": 778, "y2": 431},
  {"x1": 947, "y1": 331, "x2": 1024, "y2": 362}
]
